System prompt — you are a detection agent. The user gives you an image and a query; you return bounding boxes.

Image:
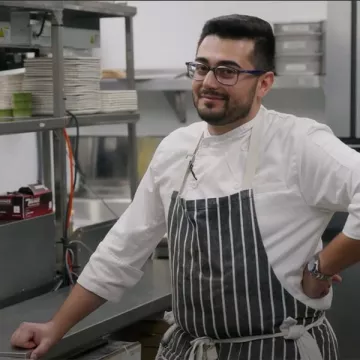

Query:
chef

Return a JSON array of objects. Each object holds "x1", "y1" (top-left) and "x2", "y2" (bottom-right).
[{"x1": 11, "y1": 13, "x2": 360, "y2": 360}]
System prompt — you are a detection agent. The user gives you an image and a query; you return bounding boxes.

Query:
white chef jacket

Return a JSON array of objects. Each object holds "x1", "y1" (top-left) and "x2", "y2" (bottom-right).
[{"x1": 77, "y1": 105, "x2": 360, "y2": 310}]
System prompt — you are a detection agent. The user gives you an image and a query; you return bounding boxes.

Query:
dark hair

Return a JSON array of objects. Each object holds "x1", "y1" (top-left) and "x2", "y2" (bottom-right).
[{"x1": 198, "y1": 14, "x2": 275, "y2": 72}]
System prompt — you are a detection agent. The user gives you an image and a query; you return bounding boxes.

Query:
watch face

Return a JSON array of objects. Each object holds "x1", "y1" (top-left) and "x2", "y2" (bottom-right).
[{"x1": 308, "y1": 257, "x2": 317, "y2": 272}]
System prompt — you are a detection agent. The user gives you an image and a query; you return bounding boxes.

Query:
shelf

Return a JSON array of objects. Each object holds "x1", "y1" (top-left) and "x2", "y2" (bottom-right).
[
  {"x1": 0, "y1": 1, "x2": 136, "y2": 30},
  {"x1": 272, "y1": 75, "x2": 324, "y2": 89},
  {"x1": 0, "y1": 1, "x2": 136, "y2": 17},
  {"x1": 0, "y1": 116, "x2": 67, "y2": 135},
  {"x1": 0, "y1": 111, "x2": 140, "y2": 136},
  {"x1": 101, "y1": 75, "x2": 325, "y2": 92},
  {"x1": 71, "y1": 111, "x2": 139, "y2": 127}
]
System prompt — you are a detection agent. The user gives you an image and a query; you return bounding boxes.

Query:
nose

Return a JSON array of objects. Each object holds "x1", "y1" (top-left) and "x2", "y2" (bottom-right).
[{"x1": 202, "y1": 69, "x2": 219, "y2": 89}]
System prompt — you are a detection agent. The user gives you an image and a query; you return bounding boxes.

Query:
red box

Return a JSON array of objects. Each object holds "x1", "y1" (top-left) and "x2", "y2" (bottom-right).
[{"x1": 0, "y1": 183, "x2": 53, "y2": 220}]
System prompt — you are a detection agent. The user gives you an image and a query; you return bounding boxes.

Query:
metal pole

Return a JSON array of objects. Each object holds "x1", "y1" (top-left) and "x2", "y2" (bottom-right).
[
  {"x1": 125, "y1": 16, "x2": 138, "y2": 199},
  {"x1": 127, "y1": 122, "x2": 137, "y2": 198},
  {"x1": 51, "y1": 10, "x2": 67, "y2": 242},
  {"x1": 125, "y1": 16, "x2": 135, "y2": 90},
  {"x1": 38, "y1": 131, "x2": 53, "y2": 190}
]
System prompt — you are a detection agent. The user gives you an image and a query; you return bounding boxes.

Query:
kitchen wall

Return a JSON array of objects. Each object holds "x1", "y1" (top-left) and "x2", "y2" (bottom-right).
[
  {"x1": 98, "y1": 1, "x2": 327, "y2": 70},
  {"x1": 87, "y1": 0, "x2": 327, "y2": 138},
  {"x1": 0, "y1": 1, "x2": 328, "y2": 192}
]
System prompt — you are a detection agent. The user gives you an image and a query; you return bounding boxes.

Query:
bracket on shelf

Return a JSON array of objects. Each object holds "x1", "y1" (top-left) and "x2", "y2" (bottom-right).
[{"x1": 164, "y1": 91, "x2": 187, "y2": 123}]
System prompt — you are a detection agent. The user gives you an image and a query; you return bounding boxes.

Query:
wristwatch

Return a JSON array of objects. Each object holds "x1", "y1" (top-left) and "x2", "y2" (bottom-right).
[{"x1": 307, "y1": 253, "x2": 332, "y2": 281}]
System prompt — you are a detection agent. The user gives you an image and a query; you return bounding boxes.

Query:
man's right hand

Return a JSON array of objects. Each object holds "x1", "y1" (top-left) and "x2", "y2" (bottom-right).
[
  {"x1": 10, "y1": 284, "x2": 106, "y2": 360},
  {"x1": 11, "y1": 321, "x2": 59, "y2": 360}
]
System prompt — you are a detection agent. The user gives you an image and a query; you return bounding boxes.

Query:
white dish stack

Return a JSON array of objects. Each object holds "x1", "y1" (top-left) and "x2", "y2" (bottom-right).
[
  {"x1": 23, "y1": 57, "x2": 101, "y2": 115},
  {"x1": 100, "y1": 90, "x2": 138, "y2": 112},
  {"x1": 274, "y1": 21, "x2": 325, "y2": 76},
  {"x1": 0, "y1": 71, "x2": 24, "y2": 110}
]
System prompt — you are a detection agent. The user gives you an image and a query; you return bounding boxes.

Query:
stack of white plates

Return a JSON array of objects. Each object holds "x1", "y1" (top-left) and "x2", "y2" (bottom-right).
[
  {"x1": 0, "y1": 71, "x2": 24, "y2": 109},
  {"x1": 23, "y1": 57, "x2": 101, "y2": 115},
  {"x1": 100, "y1": 90, "x2": 138, "y2": 113}
]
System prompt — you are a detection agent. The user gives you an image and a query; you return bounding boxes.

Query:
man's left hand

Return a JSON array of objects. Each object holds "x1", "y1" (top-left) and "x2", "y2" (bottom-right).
[{"x1": 302, "y1": 266, "x2": 342, "y2": 299}]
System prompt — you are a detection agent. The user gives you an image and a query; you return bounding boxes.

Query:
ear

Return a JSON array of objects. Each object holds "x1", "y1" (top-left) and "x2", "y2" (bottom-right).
[{"x1": 258, "y1": 72, "x2": 274, "y2": 98}]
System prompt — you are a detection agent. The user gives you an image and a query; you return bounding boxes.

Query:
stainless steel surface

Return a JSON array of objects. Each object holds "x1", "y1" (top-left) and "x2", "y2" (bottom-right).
[
  {"x1": 0, "y1": 260, "x2": 171, "y2": 360},
  {"x1": 273, "y1": 21, "x2": 324, "y2": 36},
  {"x1": 275, "y1": 54, "x2": 323, "y2": 75},
  {"x1": 275, "y1": 34, "x2": 323, "y2": 55},
  {"x1": 0, "y1": 112, "x2": 139, "y2": 136},
  {"x1": 327, "y1": 263, "x2": 360, "y2": 359},
  {"x1": 101, "y1": 75, "x2": 324, "y2": 92},
  {"x1": 72, "y1": 341, "x2": 141, "y2": 360},
  {"x1": 70, "y1": 220, "x2": 117, "y2": 271},
  {"x1": 71, "y1": 112, "x2": 140, "y2": 127},
  {"x1": 74, "y1": 136, "x2": 132, "y2": 194},
  {"x1": 0, "y1": 117, "x2": 67, "y2": 135},
  {"x1": 325, "y1": 1, "x2": 352, "y2": 137},
  {"x1": 273, "y1": 75, "x2": 323, "y2": 88},
  {"x1": 0, "y1": 214, "x2": 56, "y2": 304}
]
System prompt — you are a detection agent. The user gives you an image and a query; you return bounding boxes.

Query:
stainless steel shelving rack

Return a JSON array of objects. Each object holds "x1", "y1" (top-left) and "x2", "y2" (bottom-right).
[
  {"x1": 0, "y1": 0, "x2": 139, "y2": 267},
  {"x1": 101, "y1": 72, "x2": 325, "y2": 123}
]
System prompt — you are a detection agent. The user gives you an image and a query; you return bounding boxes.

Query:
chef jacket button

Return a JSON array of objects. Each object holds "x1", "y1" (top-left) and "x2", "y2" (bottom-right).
[
  {"x1": 202, "y1": 142, "x2": 208, "y2": 148},
  {"x1": 234, "y1": 182, "x2": 240, "y2": 190},
  {"x1": 191, "y1": 181, "x2": 198, "y2": 189}
]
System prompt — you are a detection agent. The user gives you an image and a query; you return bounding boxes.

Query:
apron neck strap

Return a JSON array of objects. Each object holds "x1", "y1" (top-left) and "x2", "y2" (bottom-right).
[
  {"x1": 178, "y1": 132, "x2": 204, "y2": 196},
  {"x1": 178, "y1": 108, "x2": 264, "y2": 196},
  {"x1": 242, "y1": 111, "x2": 263, "y2": 190}
]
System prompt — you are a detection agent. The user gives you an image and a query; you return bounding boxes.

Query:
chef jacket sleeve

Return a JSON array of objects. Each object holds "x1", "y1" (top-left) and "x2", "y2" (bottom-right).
[
  {"x1": 77, "y1": 144, "x2": 166, "y2": 302},
  {"x1": 296, "y1": 122, "x2": 360, "y2": 240}
]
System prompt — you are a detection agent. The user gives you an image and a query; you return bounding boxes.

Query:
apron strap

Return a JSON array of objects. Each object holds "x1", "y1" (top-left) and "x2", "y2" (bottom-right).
[
  {"x1": 178, "y1": 106, "x2": 264, "y2": 196},
  {"x1": 187, "y1": 314, "x2": 325, "y2": 360},
  {"x1": 178, "y1": 132, "x2": 204, "y2": 197},
  {"x1": 242, "y1": 110, "x2": 264, "y2": 190}
]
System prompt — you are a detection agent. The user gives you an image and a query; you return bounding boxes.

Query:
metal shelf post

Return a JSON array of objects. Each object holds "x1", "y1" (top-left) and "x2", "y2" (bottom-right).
[
  {"x1": 51, "y1": 10, "x2": 68, "y2": 249},
  {"x1": 125, "y1": 16, "x2": 138, "y2": 199}
]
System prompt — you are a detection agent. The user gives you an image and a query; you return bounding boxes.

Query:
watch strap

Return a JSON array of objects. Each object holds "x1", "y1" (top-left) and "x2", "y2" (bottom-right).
[{"x1": 307, "y1": 253, "x2": 333, "y2": 281}]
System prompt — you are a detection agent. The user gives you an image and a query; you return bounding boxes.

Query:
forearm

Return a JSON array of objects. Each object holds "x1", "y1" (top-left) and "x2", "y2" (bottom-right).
[
  {"x1": 319, "y1": 232, "x2": 360, "y2": 275},
  {"x1": 50, "y1": 284, "x2": 106, "y2": 340}
]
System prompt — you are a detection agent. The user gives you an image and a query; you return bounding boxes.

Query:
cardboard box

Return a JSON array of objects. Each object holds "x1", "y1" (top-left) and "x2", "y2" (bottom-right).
[{"x1": 0, "y1": 183, "x2": 53, "y2": 220}]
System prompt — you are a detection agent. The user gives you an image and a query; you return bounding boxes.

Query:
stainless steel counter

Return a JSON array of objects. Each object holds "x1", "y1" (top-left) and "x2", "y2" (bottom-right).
[{"x1": 0, "y1": 260, "x2": 171, "y2": 359}]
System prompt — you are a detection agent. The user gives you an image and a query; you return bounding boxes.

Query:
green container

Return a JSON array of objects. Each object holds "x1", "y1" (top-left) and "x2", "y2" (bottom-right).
[
  {"x1": 13, "y1": 101, "x2": 32, "y2": 110},
  {"x1": 13, "y1": 108, "x2": 32, "y2": 118},
  {"x1": 0, "y1": 109, "x2": 13, "y2": 122},
  {"x1": 12, "y1": 92, "x2": 32, "y2": 118},
  {"x1": 12, "y1": 92, "x2": 32, "y2": 104}
]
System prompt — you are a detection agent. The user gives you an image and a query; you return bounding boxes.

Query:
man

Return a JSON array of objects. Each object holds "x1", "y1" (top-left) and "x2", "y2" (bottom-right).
[{"x1": 11, "y1": 14, "x2": 360, "y2": 360}]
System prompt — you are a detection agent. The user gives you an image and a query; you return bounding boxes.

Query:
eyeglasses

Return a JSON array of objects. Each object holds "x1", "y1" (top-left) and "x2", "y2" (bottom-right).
[{"x1": 185, "y1": 61, "x2": 266, "y2": 86}]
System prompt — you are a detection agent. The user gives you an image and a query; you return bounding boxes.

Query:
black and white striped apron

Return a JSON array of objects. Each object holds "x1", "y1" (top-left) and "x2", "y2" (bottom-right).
[{"x1": 157, "y1": 114, "x2": 339, "y2": 360}]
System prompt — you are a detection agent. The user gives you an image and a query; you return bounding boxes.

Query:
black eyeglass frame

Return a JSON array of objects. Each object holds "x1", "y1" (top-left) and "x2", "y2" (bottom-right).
[{"x1": 185, "y1": 61, "x2": 267, "y2": 86}]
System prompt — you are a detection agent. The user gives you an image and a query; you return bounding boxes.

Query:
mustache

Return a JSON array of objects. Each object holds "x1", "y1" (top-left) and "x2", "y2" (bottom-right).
[{"x1": 200, "y1": 89, "x2": 228, "y2": 100}]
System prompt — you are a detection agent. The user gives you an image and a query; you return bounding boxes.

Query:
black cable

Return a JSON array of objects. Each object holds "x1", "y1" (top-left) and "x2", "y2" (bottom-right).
[{"x1": 34, "y1": 13, "x2": 47, "y2": 38}]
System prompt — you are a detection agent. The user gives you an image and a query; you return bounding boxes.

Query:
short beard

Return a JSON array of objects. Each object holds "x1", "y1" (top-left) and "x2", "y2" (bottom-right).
[
  {"x1": 193, "y1": 84, "x2": 257, "y2": 126},
  {"x1": 196, "y1": 101, "x2": 252, "y2": 126}
]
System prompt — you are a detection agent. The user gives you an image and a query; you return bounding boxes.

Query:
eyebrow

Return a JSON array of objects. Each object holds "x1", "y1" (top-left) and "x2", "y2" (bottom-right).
[{"x1": 195, "y1": 57, "x2": 243, "y2": 69}]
